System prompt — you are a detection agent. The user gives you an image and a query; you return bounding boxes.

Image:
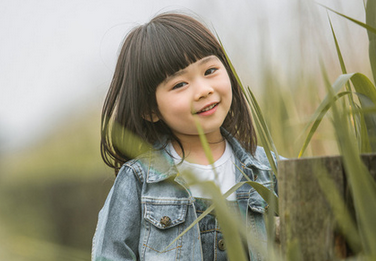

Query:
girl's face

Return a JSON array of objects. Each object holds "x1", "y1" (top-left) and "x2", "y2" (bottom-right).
[{"x1": 154, "y1": 55, "x2": 232, "y2": 141}]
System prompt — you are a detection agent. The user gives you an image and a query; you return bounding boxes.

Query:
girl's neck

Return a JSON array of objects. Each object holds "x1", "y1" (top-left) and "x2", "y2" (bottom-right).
[{"x1": 172, "y1": 132, "x2": 226, "y2": 165}]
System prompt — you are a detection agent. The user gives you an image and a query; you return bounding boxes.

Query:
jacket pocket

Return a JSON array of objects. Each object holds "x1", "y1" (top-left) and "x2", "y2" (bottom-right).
[{"x1": 142, "y1": 197, "x2": 190, "y2": 254}]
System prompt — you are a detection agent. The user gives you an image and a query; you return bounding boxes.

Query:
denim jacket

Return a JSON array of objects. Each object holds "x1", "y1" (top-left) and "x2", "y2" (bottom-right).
[{"x1": 92, "y1": 133, "x2": 278, "y2": 261}]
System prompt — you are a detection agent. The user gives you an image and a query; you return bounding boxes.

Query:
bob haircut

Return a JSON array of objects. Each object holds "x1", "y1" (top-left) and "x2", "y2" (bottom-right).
[{"x1": 101, "y1": 12, "x2": 257, "y2": 172}]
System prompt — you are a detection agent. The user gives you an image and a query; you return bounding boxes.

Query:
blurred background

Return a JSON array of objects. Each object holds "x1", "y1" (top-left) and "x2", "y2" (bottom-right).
[{"x1": 0, "y1": 0, "x2": 372, "y2": 260}]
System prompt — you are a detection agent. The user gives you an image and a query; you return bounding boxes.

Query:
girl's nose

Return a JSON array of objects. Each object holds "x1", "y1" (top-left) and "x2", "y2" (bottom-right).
[{"x1": 194, "y1": 82, "x2": 214, "y2": 100}]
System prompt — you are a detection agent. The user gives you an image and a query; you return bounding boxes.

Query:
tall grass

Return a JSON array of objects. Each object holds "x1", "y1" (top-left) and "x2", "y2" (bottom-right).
[
  {"x1": 210, "y1": 1, "x2": 376, "y2": 260},
  {"x1": 110, "y1": 2, "x2": 376, "y2": 260},
  {"x1": 1, "y1": 1, "x2": 375, "y2": 261}
]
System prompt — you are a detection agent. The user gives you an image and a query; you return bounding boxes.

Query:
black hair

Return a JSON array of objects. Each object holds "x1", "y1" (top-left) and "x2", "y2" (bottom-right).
[{"x1": 101, "y1": 12, "x2": 257, "y2": 173}]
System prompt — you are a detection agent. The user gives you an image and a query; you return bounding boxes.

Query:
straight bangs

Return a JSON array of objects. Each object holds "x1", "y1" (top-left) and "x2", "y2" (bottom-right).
[{"x1": 140, "y1": 14, "x2": 224, "y2": 95}]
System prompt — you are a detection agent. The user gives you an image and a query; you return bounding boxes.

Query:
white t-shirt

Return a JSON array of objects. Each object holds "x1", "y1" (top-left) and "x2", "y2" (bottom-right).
[{"x1": 169, "y1": 141, "x2": 237, "y2": 201}]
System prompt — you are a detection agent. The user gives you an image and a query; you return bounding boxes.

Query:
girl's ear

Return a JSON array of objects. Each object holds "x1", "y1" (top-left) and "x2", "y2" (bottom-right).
[{"x1": 143, "y1": 112, "x2": 160, "y2": 122}]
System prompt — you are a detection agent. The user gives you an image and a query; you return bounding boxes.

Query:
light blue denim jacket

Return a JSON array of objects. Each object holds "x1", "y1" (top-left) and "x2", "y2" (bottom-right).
[{"x1": 92, "y1": 132, "x2": 278, "y2": 261}]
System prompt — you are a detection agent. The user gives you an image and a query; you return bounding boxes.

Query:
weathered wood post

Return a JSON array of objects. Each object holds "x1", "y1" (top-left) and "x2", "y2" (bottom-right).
[{"x1": 278, "y1": 154, "x2": 376, "y2": 260}]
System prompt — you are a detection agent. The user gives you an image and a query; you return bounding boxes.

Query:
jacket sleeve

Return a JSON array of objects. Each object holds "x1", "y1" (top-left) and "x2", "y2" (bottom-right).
[{"x1": 92, "y1": 163, "x2": 143, "y2": 261}]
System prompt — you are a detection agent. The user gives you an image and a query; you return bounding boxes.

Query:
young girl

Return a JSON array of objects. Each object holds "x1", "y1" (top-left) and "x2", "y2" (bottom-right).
[{"x1": 93, "y1": 12, "x2": 278, "y2": 261}]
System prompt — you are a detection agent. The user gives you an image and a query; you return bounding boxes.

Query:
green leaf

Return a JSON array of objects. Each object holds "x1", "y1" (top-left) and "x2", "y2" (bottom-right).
[
  {"x1": 325, "y1": 73, "x2": 376, "y2": 258},
  {"x1": 298, "y1": 73, "x2": 376, "y2": 156},
  {"x1": 328, "y1": 16, "x2": 360, "y2": 139},
  {"x1": 319, "y1": 3, "x2": 376, "y2": 35},
  {"x1": 112, "y1": 122, "x2": 153, "y2": 159},
  {"x1": 235, "y1": 164, "x2": 279, "y2": 215},
  {"x1": 353, "y1": 102, "x2": 372, "y2": 153},
  {"x1": 328, "y1": 16, "x2": 348, "y2": 76},
  {"x1": 218, "y1": 35, "x2": 280, "y2": 176},
  {"x1": 366, "y1": 0, "x2": 376, "y2": 82},
  {"x1": 164, "y1": 179, "x2": 249, "y2": 261},
  {"x1": 298, "y1": 91, "x2": 350, "y2": 157},
  {"x1": 165, "y1": 173, "x2": 278, "y2": 258},
  {"x1": 314, "y1": 163, "x2": 362, "y2": 253},
  {"x1": 351, "y1": 73, "x2": 376, "y2": 151},
  {"x1": 216, "y1": 34, "x2": 245, "y2": 93},
  {"x1": 246, "y1": 86, "x2": 279, "y2": 176}
]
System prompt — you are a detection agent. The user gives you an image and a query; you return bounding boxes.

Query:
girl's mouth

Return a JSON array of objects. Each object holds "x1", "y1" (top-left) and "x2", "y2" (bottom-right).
[{"x1": 196, "y1": 103, "x2": 219, "y2": 114}]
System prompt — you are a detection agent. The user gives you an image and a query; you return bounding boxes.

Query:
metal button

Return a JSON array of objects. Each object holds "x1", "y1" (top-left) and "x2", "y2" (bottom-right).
[
  {"x1": 160, "y1": 216, "x2": 171, "y2": 227},
  {"x1": 218, "y1": 239, "x2": 226, "y2": 251}
]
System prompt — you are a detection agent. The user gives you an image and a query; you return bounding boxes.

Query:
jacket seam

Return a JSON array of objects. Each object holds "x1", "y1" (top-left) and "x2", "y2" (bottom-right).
[{"x1": 124, "y1": 161, "x2": 144, "y2": 184}]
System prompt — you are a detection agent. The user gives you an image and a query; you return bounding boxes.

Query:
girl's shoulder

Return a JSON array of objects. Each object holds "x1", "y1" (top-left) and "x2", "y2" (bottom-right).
[
  {"x1": 116, "y1": 158, "x2": 148, "y2": 184},
  {"x1": 117, "y1": 148, "x2": 176, "y2": 184}
]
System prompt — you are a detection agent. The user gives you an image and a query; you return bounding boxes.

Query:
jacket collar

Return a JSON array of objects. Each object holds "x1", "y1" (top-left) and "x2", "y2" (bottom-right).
[
  {"x1": 144, "y1": 129, "x2": 270, "y2": 183},
  {"x1": 222, "y1": 129, "x2": 271, "y2": 171}
]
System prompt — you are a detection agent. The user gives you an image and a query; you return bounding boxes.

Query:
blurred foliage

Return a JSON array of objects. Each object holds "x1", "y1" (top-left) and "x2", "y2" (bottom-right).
[
  {"x1": 0, "y1": 0, "x2": 375, "y2": 260},
  {"x1": 0, "y1": 106, "x2": 113, "y2": 260}
]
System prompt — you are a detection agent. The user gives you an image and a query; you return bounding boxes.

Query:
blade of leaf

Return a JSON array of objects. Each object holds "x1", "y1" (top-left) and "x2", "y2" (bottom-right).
[
  {"x1": 328, "y1": 15, "x2": 359, "y2": 139},
  {"x1": 354, "y1": 93, "x2": 376, "y2": 151},
  {"x1": 325, "y1": 72, "x2": 376, "y2": 257},
  {"x1": 235, "y1": 164, "x2": 279, "y2": 215},
  {"x1": 314, "y1": 163, "x2": 362, "y2": 253},
  {"x1": 216, "y1": 34, "x2": 246, "y2": 93},
  {"x1": 246, "y1": 86, "x2": 279, "y2": 176},
  {"x1": 353, "y1": 102, "x2": 372, "y2": 153},
  {"x1": 218, "y1": 34, "x2": 280, "y2": 174},
  {"x1": 350, "y1": 73, "x2": 376, "y2": 151},
  {"x1": 298, "y1": 91, "x2": 350, "y2": 157},
  {"x1": 319, "y1": 3, "x2": 376, "y2": 34},
  {"x1": 164, "y1": 179, "x2": 249, "y2": 261},
  {"x1": 164, "y1": 177, "x2": 280, "y2": 252},
  {"x1": 366, "y1": 0, "x2": 376, "y2": 82},
  {"x1": 298, "y1": 73, "x2": 375, "y2": 157}
]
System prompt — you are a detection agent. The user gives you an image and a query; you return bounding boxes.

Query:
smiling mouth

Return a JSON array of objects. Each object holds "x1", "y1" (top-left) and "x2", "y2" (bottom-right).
[{"x1": 196, "y1": 103, "x2": 218, "y2": 114}]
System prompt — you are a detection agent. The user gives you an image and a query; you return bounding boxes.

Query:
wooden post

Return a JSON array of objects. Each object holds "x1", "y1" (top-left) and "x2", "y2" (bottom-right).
[{"x1": 278, "y1": 154, "x2": 376, "y2": 260}]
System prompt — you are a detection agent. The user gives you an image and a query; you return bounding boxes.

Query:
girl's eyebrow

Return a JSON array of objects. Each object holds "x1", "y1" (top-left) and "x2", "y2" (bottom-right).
[{"x1": 163, "y1": 56, "x2": 218, "y2": 83}]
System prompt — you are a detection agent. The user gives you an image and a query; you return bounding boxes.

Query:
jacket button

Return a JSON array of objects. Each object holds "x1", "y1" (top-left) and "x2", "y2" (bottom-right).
[
  {"x1": 218, "y1": 239, "x2": 226, "y2": 251},
  {"x1": 160, "y1": 216, "x2": 171, "y2": 227}
]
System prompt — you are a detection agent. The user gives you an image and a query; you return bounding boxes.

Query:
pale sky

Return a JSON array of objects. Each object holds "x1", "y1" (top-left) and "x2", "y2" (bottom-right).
[{"x1": 0, "y1": 0, "x2": 366, "y2": 152}]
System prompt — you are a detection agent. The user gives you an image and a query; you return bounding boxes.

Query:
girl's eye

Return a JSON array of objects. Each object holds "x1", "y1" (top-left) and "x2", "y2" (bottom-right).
[
  {"x1": 172, "y1": 82, "x2": 187, "y2": 90},
  {"x1": 205, "y1": 68, "x2": 217, "y2": 76}
]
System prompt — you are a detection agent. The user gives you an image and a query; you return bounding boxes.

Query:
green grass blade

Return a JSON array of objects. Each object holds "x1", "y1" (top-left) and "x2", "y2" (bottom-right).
[
  {"x1": 328, "y1": 16, "x2": 348, "y2": 76},
  {"x1": 297, "y1": 72, "x2": 355, "y2": 158},
  {"x1": 218, "y1": 35, "x2": 280, "y2": 175},
  {"x1": 246, "y1": 87, "x2": 279, "y2": 175},
  {"x1": 320, "y1": 1, "x2": 376, "y2": 84},
  {"x1": 112, "y1": 122, "x2": 153, "y2": 158},
  {"x1": 235, "y1": 164, "x2": 279, "y2": 215},
  {"x1": 314, "y1": 163, "x2": 362, "y2": 253},
  {"x1": 325, "y1": 74, "x2": 376, "y2": 258},
  {"x1": 319, "y1": 3, "x2": 376, "y2": 35},
  {"x1": 164, "y1": 179, "x2": 249, "y2": 260},
  {"x1": 366, "y1": 0, "x2": 376, "y2": 83},
  {"x1": 298, "y1": 72, "x2": 376, "y2": 156},
  {"x1": 328, "y1": 15, "x2": 360, "y2": 138},
  {"x1": 351, "y1": 73, "x2": 376, "y2": 151},
  {"x1": 351, "y1": 73, "x2": 376, "y2": 102},
  {"x1": 298, "y1": 91, "x2": 350, "y2": 157},
  {"x1": 216, "y1": 34, "x2": 246, "y2": 93},
  {"x1": 164, "y1": 176, "x2": 279, "y2": 255},
  {"x1": 353, "y1": 102, "x2": 372, "y2": 153}
]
